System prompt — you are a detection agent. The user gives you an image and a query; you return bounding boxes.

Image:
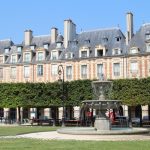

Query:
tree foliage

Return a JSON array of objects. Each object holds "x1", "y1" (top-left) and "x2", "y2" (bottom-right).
[{"x1": 0, "y1": 78, "x2": 150, "y2": 108}]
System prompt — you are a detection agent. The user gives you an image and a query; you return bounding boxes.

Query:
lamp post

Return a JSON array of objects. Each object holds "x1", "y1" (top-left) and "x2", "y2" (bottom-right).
[{"x1": 58, "y1": 64, "x2": 65, "y2": 127}]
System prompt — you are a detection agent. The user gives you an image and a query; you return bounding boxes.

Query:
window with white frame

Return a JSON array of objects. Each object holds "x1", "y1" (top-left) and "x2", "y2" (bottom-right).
[
  {"x1": 5, "y1": 48, "x2": 10, "y2": 54},
  {"x1": 130, "y1": 48, "x2": 138, "y2": 54},
  {"x1": 37, "y1": 65, "x2": 43, "y2": 76},
  {"x1": 0, "y1": 68, "x2": 3, "y2": 78},
  {"x1": 0, "y1": 56, "x2": 3, "y2": 63},
  {"x1": 24, "y1": 66, "x2": 30, "y2": 78},
  {"x1": 51, "y1": 64, "x2": 57, "y2": 76},
  {"x1": 97, "y1": 49, "x2": 104, "y2": 56},
  {"x1": 97, "y1": 64, "x2": 103, "y2": 79},
  {"x1": 113, "y1": 63, "x2": 120, "y2": 76},
  {"x1": 30, "y1": 45, "x2": 35, "y2": 50},
  {"x1": 11, "y1": 55, "x2": 17, "y2": 63},
  {"x1": 66, "y1": 66, "x2": 72, "y2": 80},
  {"x1": 65, "y1": 52, "x2": 73, "y2": 59},
  {"x1": 44, "y1": 44, "x2": 49, "y2": 49},
  {"x1": 130, "y1": 62, "x2": 138, "y2": 73},
  {"x1": 81, "y1": 51, "x2": 87, "y2": 58},
  {"x1": 51, "y1": 51, "x2": 58, "y2": 60},
  {"x1": 10, "y1": 67, "x2": 16, "y2": 79},
  {"x1": 81, "y1": 65, "x2": 87, "y2": 79},
  {"x1": 113, "y1": 48, "x2": 121, "y2": 55},
  {"x1": 37, "y1": 52, "x2": 44, "y2": 61},
  {"x1": 56, "y1": 43, "x2": 62, "y2": 48},
  {"x1": 146, "y1": 43, "x2": 150, "y2": 52},
  {"x1": 17, "y1": 47, "x2": 22, "y2": 52},
  {"x1": 146, "y1": 33, "x2": 150, "y2": 40},
  {"x1": 24, "y1": 53, "x2": 31, "y2": 62}
]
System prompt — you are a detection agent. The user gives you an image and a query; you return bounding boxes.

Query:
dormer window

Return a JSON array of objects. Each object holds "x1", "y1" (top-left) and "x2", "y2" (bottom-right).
[
  {"x1": 130, "y1": 47, "x2": 139, "y2": 54},
  {"x1": 113, "y1": 48, "x2": 121, "y2": 55},
  {"x1": 44, "y1": 44, "x2": 49, "y2": 50},
  {"x1": 51, "y1": 50, "x2": 58, "y2": 60},
  {"x1": 37, "y1": 52, "x2": 44, "y2": 61},
  {"x1": 65, "y1": 52, "x2": 73, "y2": 59},
  {"x1": 97, "y1": 49, "x2": 103, "y2": 56},
  {"x1": 5, "y1": 48, "x2": 10, "y2": 54},
  {"x1": 116, "y1": 36, "x2": 121, "y2": 42},
  {"x1": 17, "y1": 46, "x2": 22, "y2": 52},
  {"x1": 81, "y1": 51, "x2": 87, "y2": 58},
  {"x1": 56, "y1": 42, "x2": 62, "y2": 48},
  {"x1": 79, "y1": 47, "x2": 89, "y2": 58},
  {"x1": 145, "y1": 31, "x2": 150, "y2": 40},
  {"x1": 146, "y1": 43, "x2": 150, "y2": 52},
  {"x1": 95, "y1": 45, "x2": 106, "y2": 57},
  {"x1": 30, "y1": 45, "x2": 35, "y2": 50},
  {"x1": 24, "y1": 52, "x2": 31, "y2": 62},
  {"x1": 11, "y1": 55, "x2": 17, "y2": 63}
]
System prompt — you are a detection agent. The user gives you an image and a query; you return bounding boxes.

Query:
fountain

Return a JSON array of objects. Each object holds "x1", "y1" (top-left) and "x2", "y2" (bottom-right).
[
  {"x1": 82, "y1": 78, "x2": 121, "y2": 131},
  {"x1": 58, "y1": 75, "x2": 149, "y2": 135}
]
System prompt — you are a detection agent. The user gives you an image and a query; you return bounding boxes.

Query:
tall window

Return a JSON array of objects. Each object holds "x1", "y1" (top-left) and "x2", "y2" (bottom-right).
[
  {"x1": 37, "y1": 65, "x2": 43, "y2": 76},
  {"x1": 66, "y1": 66, "x2": 72, "y2": 80},
  {"x1": 0, "y1": 68, "x2": 3, "y2": 78},
  {"x1": 24, "y1": 66, "x2": 30, "y2": 78},
  {"x1": 51, "y1": 51, "x2": 57, "y2": 60},
  {"x1": 51, "y1": 64, "x2": 57, "y2": 76},
  {"x1": 10, "y1": 67, "x2": 16, "y2": 79},
  {"x1": 0, "y1": 56, "x2": 3, "y2": 63},
  {"x1": 113, "y1": 63, "x2": 120, "y2": 76},
  {"x1": 97, "y1": 64, "x2": 103, "y2": 79},
  {"x1": 24, "y1": 53, "x2": 30, "y2": 62},
  {"x1": 81, "y1": 65, "x2": 87, "y2": 79},
  {"x1": 37, "y1": 52, "x2": 44, "y2": 61},
  {"x1": 130, "y1": 62, "x2": 138, "y2": 73},
  {"x1": 12, "y1": 55, "x2": 17, "y2": 63}
]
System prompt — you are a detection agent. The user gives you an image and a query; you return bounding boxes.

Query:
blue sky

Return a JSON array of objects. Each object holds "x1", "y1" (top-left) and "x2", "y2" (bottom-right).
[{"x1": 0, "y1": 0, "x2": 150, "y2": 43}]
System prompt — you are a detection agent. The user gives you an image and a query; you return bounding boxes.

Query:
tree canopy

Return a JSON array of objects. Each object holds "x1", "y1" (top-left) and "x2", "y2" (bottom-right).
[{"x1": 0, "y1": 78, "x2": 150, "y2": 108}]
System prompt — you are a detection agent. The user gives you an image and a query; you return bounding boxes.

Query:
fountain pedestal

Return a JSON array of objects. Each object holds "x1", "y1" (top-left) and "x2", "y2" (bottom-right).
[{"x1": 95, "y1": 117, "x2": 110, "y2": 130}]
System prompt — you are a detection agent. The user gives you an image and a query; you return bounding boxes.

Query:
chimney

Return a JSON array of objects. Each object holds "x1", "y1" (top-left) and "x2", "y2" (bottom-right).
[
  {"x1": 64, "y1": 19, "x2": 76, "y2": 48},
  {"x1": 126, "y1": 12, "x2": 134, "y2": 45},
  {"x1": 51, "y1": 27, "x2": 58, "y2": 43},
  {"x1": 24, "y1": 30, "x2": 33, "y2": 46}
]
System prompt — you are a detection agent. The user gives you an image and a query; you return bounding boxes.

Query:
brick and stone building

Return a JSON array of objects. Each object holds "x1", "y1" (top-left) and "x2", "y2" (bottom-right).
[{"x1": 0, "y1": 12, "x2": 150, "y2": 124}]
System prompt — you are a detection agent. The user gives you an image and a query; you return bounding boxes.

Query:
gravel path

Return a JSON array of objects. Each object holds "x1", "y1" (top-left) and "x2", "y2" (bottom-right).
[{"x1": 15, "y1": 131, "x2": 150, "y2": 141}]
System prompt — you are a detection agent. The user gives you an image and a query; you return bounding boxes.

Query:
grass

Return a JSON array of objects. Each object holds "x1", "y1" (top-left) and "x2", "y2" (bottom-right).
[
  {"x1": 0, "y1": 126, "x2": 59, "y2": 136},
  {"x1": 0, "y1": 139, "x2": 150, "y2": 150}
]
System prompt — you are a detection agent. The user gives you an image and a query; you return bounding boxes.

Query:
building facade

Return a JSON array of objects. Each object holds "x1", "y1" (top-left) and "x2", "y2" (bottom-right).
[{"x1": 0, "y1": 12, "x2": 150, "y2": 124}]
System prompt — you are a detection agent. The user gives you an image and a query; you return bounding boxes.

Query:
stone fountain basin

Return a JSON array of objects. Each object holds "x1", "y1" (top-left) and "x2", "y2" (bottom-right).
[
  {"x1": 82, "y1": 100, "x2": 121, "y2": 109},
  {"x1": 57, "y1": 127, "x2": 150, "y2": 135}
]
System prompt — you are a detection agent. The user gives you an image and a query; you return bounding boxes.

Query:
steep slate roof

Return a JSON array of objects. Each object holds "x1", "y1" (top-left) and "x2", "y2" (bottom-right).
[
  {"x1": 128, "y1": 24, "x2": 150, "y2": 53},
  {"x1": 30, "y1": 35, "x2": 50, "y2": 47},
  {"x1": 76, "y1": 28, "x2": 126, "y2": 56},
  {"x1": 0, "y1": 39, "x2": 13, "y2": 54}
]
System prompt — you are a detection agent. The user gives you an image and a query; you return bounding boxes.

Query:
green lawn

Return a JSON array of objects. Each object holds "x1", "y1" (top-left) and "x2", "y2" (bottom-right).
[
  {"x1": 0, "y1": 139, "x2": 150, "y2": 150},
  {"x1": 0, "y1": 126, "x2": 59, "y2": 136}
]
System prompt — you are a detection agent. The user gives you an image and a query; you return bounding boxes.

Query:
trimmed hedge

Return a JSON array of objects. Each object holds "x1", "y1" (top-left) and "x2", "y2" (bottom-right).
[{"x1": 0, "y1": 78, "x2": 150, "y2": 108}]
